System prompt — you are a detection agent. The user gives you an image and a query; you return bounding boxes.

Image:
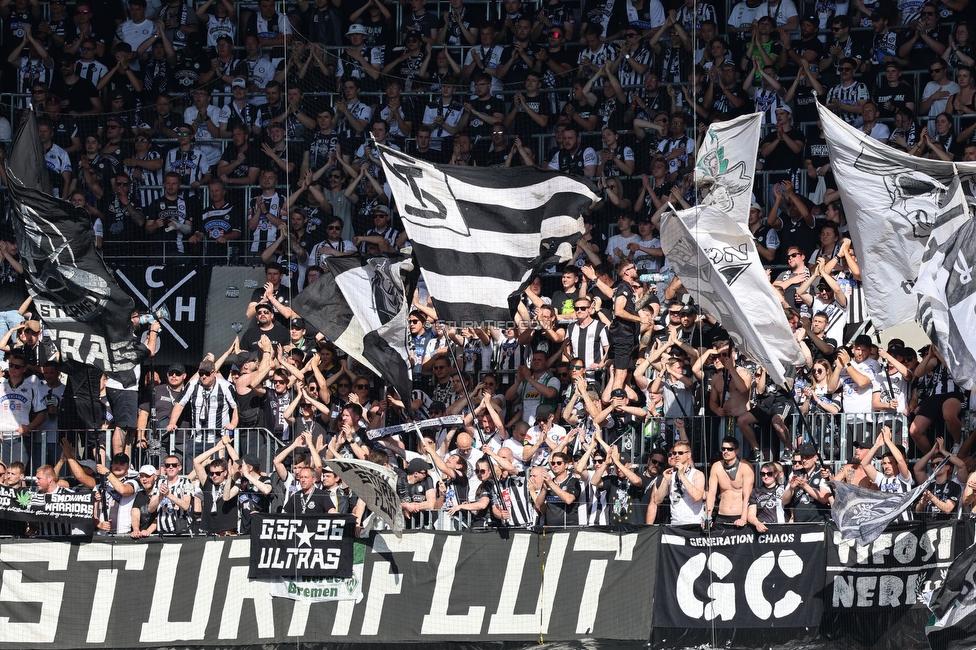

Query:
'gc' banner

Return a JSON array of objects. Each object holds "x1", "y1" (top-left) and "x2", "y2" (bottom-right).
[
  {"x1": 249, "y1": 514, "x2": 356, "y2": 578},
  {"x1": 655, "y1": 524, "x2": 826, "y2": 628}
]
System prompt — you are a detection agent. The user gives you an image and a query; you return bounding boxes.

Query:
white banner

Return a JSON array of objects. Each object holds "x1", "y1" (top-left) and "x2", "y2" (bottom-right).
[
  {"x1": 694, "y1": 112, "x2": 763, "y2": 231},
  {"x1": 660, "y1": 205, "x2": 806, "y2": 386},
  {"x1": 817, "y1": 102, "x2": 975, "y2": 329},
  {"x1": 269, "y1": 563, "x2": 364, "y2": 603}
]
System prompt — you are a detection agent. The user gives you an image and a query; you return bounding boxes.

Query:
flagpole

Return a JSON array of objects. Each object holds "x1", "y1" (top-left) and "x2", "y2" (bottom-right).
[{"x1": 443, "y1": 337, "x2": 506, "y2": 519}]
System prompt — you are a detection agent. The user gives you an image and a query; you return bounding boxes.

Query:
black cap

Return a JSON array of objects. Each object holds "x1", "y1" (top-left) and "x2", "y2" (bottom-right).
[
  {"x1": 853, "y1": 334, "x2": 874, "y2": 348},
  {"x1": 111, "y1": 453, "x2": 130, "y2": 465},
  {"x1": 429, "y1": 401, "x2": 447, "y2": 413},
  {"x1": 797, "y1": 442, "x2": 818, "y2": 457},
  {"x1": 241, "y1": 454, "x2": 261, "y2": 468},
  {"x1": 610, "y1": 388, "x2": 627, "y2": 399},
  {"x1": 800, "y1": 14, "x2": 818, "y2": 24},
  {"x1": 168, "y1": 362, "x2": 185, "y2": 374},
  {"x1": 852, "y1": 440, "x2": 873, "y2": 450},
  {"x1": 405, "y1": 458, "x2": 431, "y2": 473},
  {"x1": 290, "y1": 317, "x2": 306, "y2": 329}
]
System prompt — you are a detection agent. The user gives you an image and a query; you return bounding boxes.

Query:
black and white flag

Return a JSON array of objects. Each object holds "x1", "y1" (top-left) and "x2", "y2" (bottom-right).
[
  {"x1": 913, "y1": 217, "x2": 976, "y2": 391},
  {"x1": 817, "y1": 102, "x2": 974, "y2": 330},
  {"x1": 694, "y1": 112, "x2": 763, "y2": 231},
  {"x1": 326, "y1": 458, "x2": 404, "y2": 537},
  {"x1": 926, "y1": 540, "x2": 976, "y2": 649},
  {"x1": 292, "y1": 253, "x2": 415, "y2": 401},
  {"x1": 377, "y1": 144, "x2": 597, "y2": 325},
  {"x1": 660, "y1": 205, "x2": 806, "y2": 386},
  {"x1": 5, "y1": 111, "x2": 142, "y2": 373}
]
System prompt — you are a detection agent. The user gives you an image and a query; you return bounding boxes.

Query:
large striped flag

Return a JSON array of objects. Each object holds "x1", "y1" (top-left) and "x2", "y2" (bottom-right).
[
  {"x1": 694, "y1": 112, "x2": 763, "y2": 231},
  {"x1": 377, "y1": 145, "x2": 598, "y2": 326}
]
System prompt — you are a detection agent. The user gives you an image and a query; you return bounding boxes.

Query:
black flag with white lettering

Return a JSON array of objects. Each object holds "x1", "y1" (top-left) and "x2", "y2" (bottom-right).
[
  {"x1": 292, "y1": 253, "x2": 415, "y2": 401},
  {"x1": 249, "y1": 514, "x2": 356, "y2": 578},
  {"x1": 4, "y1": 111, "x2": 141, "y2": 374},
  {"x1": 377, "y1": 144, "x2": 597, "y2": 325}
]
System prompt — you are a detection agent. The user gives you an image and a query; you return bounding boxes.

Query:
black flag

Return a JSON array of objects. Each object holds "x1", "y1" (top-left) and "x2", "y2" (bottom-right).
[{"x1": 5, "y1": 111, "x2": 142, "y2": 374}]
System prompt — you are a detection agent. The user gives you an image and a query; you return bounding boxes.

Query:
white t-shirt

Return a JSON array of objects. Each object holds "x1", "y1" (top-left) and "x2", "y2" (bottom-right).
[
  {"x1": 839, "y1": 359, "x2": 880, "y2": 414},
  {"x1": 606, "y1": 233, "x2": 642, "y2": 264}
]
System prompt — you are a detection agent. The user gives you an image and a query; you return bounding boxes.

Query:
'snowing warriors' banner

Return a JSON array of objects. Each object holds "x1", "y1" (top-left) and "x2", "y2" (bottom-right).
[
  {"x1": 0, "y1": 484, "x2": 95, "y2": 524},
  {"x1": 694, "y1": 112, "x2": 763, "y2": 230},
  {"x1": 913, "y1": 217, "x2": 976, "y2": 391},
  {"x1": 324, "y1": 253, "x2": 415, "y2": 401},
  {"x1": 377, "y1": 144, "x2": 597, "y2": 325},
  {"x1": 326, "y1": 458, "x2": 404, "y2": 537},
  {"x1": 292, "y1": 253, "x2": 415, "y2": 400},
  {"x1": 817, "y1": 102, "x2": 975, "y2": 330},
  {"x1": 660, "y1": 205, "x2": 806, "y2": 385},
  {"x1": 249, "y1": 514, "x2": 356, "y2": 578},
  {"x1": 5, "y1": 112, "x2": 141, "y2": 372}
]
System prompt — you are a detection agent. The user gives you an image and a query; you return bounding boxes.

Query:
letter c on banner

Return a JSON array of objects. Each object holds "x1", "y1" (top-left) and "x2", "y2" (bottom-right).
[
  {"x1": 146, "y1": 266, "x2": 165, "y2": 288},
  {"x1": 745, "y1": 550, "x2": 803, "y2": 619}
]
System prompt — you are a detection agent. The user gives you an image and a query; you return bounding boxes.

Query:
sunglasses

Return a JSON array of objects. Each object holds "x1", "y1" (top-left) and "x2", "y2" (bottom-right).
[
  {"x1": 256, "y1": 309, "x2": 272, "y2": 315},
  {"x1": 355, "y1": 384, "x2": 370, "y2": 389},
  {"x1": 163, "y1": 462, "x2": 179, "y2": 467},
  {"x1": 668, "y1": 310, "x2": 682, "y2": 316},
  {"x1": 838, "y1": 66, "x2": 854, "y2": 72},
  {"x1": 273, "y1": 379, "x2": 287, "y2": 385},
  {"x1": 668, "y1": 450, "x2": 688, "y2": 456},
  {"x1": 792, "y1": 460, "x2": 803, "y2": 464},
  {"x1": 649, "y1": 459, "x2": 664, "y2": 466},
  {"x1": 787, "y1": 252, "x2": 802, "y2": 258},
  {"x1": 574, "y1": 305, "x2": 590, "y2": 311},
  {"x1": 117, "y1": 181, "x2": 130, "y2": 186},
  {"x1": 167, "y1": 370, "x2": 184, "y2": 376},
  {"x1": 209, "y1": 470, "x2": 225, "y2": 477},
  {"x1": 176, "y1": 131, "x2": 191, "y2": 136},
  {"x1": 550, "y1": 461, "x2": 564, "y2": 467},
  {"x1": 432, "y1": 365, "x2": 447, "y2": 370},
  {"x1": 931, "y1": 67, "x2": 945, "y2": 73},
  {"x1": 8, "y1": 364, "x2": 25, "y2": 370},
  {"x1": 329, "y1": 174, "x2": 342, "y2": 179},
  {"x1": 760, "y1": 471, "x2": 774, "y2": 476},
  {"x1": 475, "y1": 469, "x2": 489, "y2": 476},
  {"x1": 570, "y1": 364, "x2": 584, "y2": 370},
  {"x1": 409, "y1": 319, "x2": 421, "y2": 324},
  {"x1": 200, "y1": 370, "x2": 214, "y2": 377},
  {"x1": 721, "y1": 447, "x2": 736, "y2": 451},
  {"x1": 134, "y1": 137, "x2": 149, "y2": 143}
]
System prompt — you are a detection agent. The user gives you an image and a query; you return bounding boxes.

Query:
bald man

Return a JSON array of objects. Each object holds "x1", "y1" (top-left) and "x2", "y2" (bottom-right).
[{"x1": 449, "y1": 431, "x2": 483, "y2": 500}]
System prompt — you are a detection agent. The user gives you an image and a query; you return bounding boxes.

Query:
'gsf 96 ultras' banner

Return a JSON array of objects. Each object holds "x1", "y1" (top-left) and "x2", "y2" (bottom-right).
[{"x1": 249, "y1": 514, "x2": 356, "y2": 578}]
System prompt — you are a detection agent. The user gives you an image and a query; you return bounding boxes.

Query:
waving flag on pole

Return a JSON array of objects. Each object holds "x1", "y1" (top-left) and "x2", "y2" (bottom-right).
[
  {"x1": 817, "y1": 102, "x2": 974, "y2": 330},
  {"x1": 5, "y1": 111, "x2": 141, "y2": 373},
  {"x1": 660, "y1": 205, "x2": 806, "y2": 386},
  {"x1": 694, "y1": 112, "x2": 763, "y2": 231},
  {"x1": 377, "y1": 144, "x2": 597, "y2": 326},
  {"x1": 292, "y1": 253, "x2": 416, "y2": 401}
]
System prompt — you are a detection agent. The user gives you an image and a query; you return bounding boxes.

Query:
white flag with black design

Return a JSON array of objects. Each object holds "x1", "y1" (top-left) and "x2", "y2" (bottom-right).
[
  {"x1": 292, "y1": 253, "x2": 415, "y2": 400},
  {"x1": 694, "y1": 112, "x2": 763, "y2": 231},
  {"x1": 660, "y1": 205, "x2": 806, "y2": 386},
  {"x1": 377, "y1": 144, "x2": 597, "y2": 325},
  {"x1": 326, "y1": 458, "x2": 404, "y2": 538},
  {"x1": 913, "y1": 216, "x2": 976, "y2": 390},
  {"x1": 817, "y1": 102, "x2": 975, "y2": 330}
]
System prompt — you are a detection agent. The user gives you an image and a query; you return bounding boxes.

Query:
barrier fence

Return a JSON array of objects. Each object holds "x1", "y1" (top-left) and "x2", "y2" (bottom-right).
[{"x1": 0, "y1": 520, "x2": 967, "y2": 649}]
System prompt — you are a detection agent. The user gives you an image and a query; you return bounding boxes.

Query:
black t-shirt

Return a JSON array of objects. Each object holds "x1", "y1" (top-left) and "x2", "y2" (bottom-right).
[
  {"x1": 761, "y1": 128, "x2": 806, "y2": 172},
  {"x1": 609, "y1": 282, "x2": 637, "y2": 340},
  {"x1": 200, "y1": 478, "x2": 239, "y2": 532},
  {"x1": 241, "y1": 323, "x2": 290, "y2": 352},
  {"x1": 132, "y1": 490, "x2": 158, "y2": 532},
  {"x1": 603, "y1": 473, "x2": 644, "y2": 525},
  {"x1": 543, "y1": 474, "x2": 580, "y2": 526},
  {"x1": 790, "y1": 470, "x2": 829, "y2": 522},
  {"x1": 139, "y1": 384, "x2": 190, "y2": 429},
  {"x1": 235, "y1": 475, "x2": 272, "y2": 533},
  {"x1": 282, "y1": 487, "x2": 336, "y2": 515}
]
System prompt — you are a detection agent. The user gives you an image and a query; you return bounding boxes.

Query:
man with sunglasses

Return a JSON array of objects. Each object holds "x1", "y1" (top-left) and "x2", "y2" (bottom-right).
[
  {"x1": 168, "y1": 359, "x2": 238, "y2": 460},
  {"x1": 772, "y1": 245, "x2": 809, "y2": 309},
  {"x1": 652, "y1": 441, "x2": 704, "y2": 525},
  {"x1": 704, "y1": 436, "x2": 754, "y2": 527},
  {"x1": 826, "y1": 57, "x2": 869, "y2": 127},
  {"x1": 797, "y1": 259, "x2": 847, "y2": 343},
  {"x1": 898, "y1": 2, "x2": 948, "y2": 79},
  {"x1": 150, "y1": 455, "x2": 194, "y2": 534},
  {"x1": 642, "y1": 449, "x2": 668, "y2": 524},
  {"x1": 819, "y1": 16, "x2": 863, "y2": 82},
  {"x1": 919, "y1": 59, "x2": 959, "y2": 134},
  {"x1": 532, "y1": 451, "x2": 579, "y2": 527},
  {"x1": 784, "y1": 442, "x2": 830, "y2": 522},
  {"x1": 138, "y1": 362, "x2": 192, "y2": 456},
  {"x1": 192, "y1": 438, "x2": 240, "y2": 534}
]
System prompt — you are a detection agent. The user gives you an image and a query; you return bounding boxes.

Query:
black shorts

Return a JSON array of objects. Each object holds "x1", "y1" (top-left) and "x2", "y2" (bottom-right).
[
  {"x1": 610, "y1": 337, "x2": 637, "y2": 370},
  {"x1": 714, "y1": 513, "x2": 741, "y2": 525},
  {"x1": 918, "y1": 392, "x2": 966, "y2": 422},
  {"x1": 760, "y1": 393, "x2": 794, "y2": 420},
  {"x1": 106, "y1": 387, "x2": 138, "y2": 429}
]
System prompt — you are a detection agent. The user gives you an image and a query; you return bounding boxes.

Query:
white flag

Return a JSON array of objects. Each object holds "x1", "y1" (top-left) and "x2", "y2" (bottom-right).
[
  {"x1": 326, "y1": 458, "x2": 405, "y2": 538},
  {"x1": 694, "y1": 112, "x2": 763, "y2": 231},
  {"x1": 817, "y1": 102, "x2": 974, "y2": 329},
  {"x1": 660, "y1": 205, "x2": 806, "y2": 386}
]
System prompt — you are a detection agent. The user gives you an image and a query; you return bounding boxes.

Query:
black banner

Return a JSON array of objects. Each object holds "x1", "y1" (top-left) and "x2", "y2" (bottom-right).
[
  {"x1": 825, "y1": 519, "x2": 960, "y2": 610},
  {"x1": 249, "y1": 514, "x2": 355, "y2": 578},
  {"x1": 654, "y1": 524, "x2": 826, "y2": 629},
  {"x1": 0, "y1": 484, "x2": 95, "y2": 524},
  {"x1": 114, "y1": 263, "x2": 213, "y2": 366}
]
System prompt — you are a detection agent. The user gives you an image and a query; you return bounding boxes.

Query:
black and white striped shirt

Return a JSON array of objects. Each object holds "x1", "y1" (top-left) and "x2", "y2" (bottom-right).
[
  {"x1": 178, "y1": 377, "x2": 238, "y2": 432},
  {"x1": 495, "y1": 472, "x2": 535, "y2": 527},
  {"x1": 565, "y1": 320, "x2": 609, "y2": 369}
]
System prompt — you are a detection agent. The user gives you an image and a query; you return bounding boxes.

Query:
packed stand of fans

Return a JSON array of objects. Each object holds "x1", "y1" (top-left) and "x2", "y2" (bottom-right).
[{"x1": 1, "y1": 0, "x2": 976, "y2": 536}]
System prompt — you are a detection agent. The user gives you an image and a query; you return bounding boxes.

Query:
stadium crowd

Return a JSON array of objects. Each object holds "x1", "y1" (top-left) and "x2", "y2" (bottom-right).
[{"x1": 0, "y1": 0, "x2": 975, "y2": 537}]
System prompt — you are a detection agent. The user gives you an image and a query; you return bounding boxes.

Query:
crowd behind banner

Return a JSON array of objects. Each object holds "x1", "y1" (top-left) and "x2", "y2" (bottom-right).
[{"x1": 1, "y1": 0, "x2": 976, "y2": 538}]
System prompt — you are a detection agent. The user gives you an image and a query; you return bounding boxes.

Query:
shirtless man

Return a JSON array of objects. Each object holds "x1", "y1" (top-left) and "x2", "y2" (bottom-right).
[
  {"x1": 705, "y1": 344, "x2": 754, "y2": 448},
  {"x1": 830, "y1": 440, "x2": 876, "y2": 489},
  {"x1": 704, "y1": 436, "x2": 755, "y2": 527}
]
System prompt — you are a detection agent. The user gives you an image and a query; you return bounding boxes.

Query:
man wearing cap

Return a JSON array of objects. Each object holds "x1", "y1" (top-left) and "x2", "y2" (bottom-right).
[
  {"x1": 784, "y1": 442, "x2": 830, "y2": 522},
  {"x1": 223, "y1": 440, "x2": 272, "y2": 534},
  {"x1": 131, "y1": 464, "x2": 159, "y2": 538},
  {"x1": 0, "y1": 349, "x2": 47, "y2": 464},
  {"x1": 286, "y1": 318, "x2": 315, "y2": 355},
  {"x1": 830, "y1": 439, "x2": 877, "y2": 489},
  {"x1": 95, "y1": 452, "x2": 139, "y2": 535},
  {"x1": 336, "y1": 24, "x2": 382, "y2": 82},
  {"x1": 357, "y1": 204, "x2": 405, "y2": 253},
  {"x1": 397, "y1": 457, "x2": 438, "y2": 527},
  {"x1": 0, "y1": 319, "x2": 44, "y2": 373},
  {"x1": 797, "y1": 259, "x2": 847, "y2": 343},
  {"x1": 748, "y1": 201, "x2": 780, "y2": 265},
  {"x1": 168, "y1": 358, "x2": 238, "y2": 460},
  {"x1": 241, "y1": 299, "x2": 290, "y2": 352}
]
